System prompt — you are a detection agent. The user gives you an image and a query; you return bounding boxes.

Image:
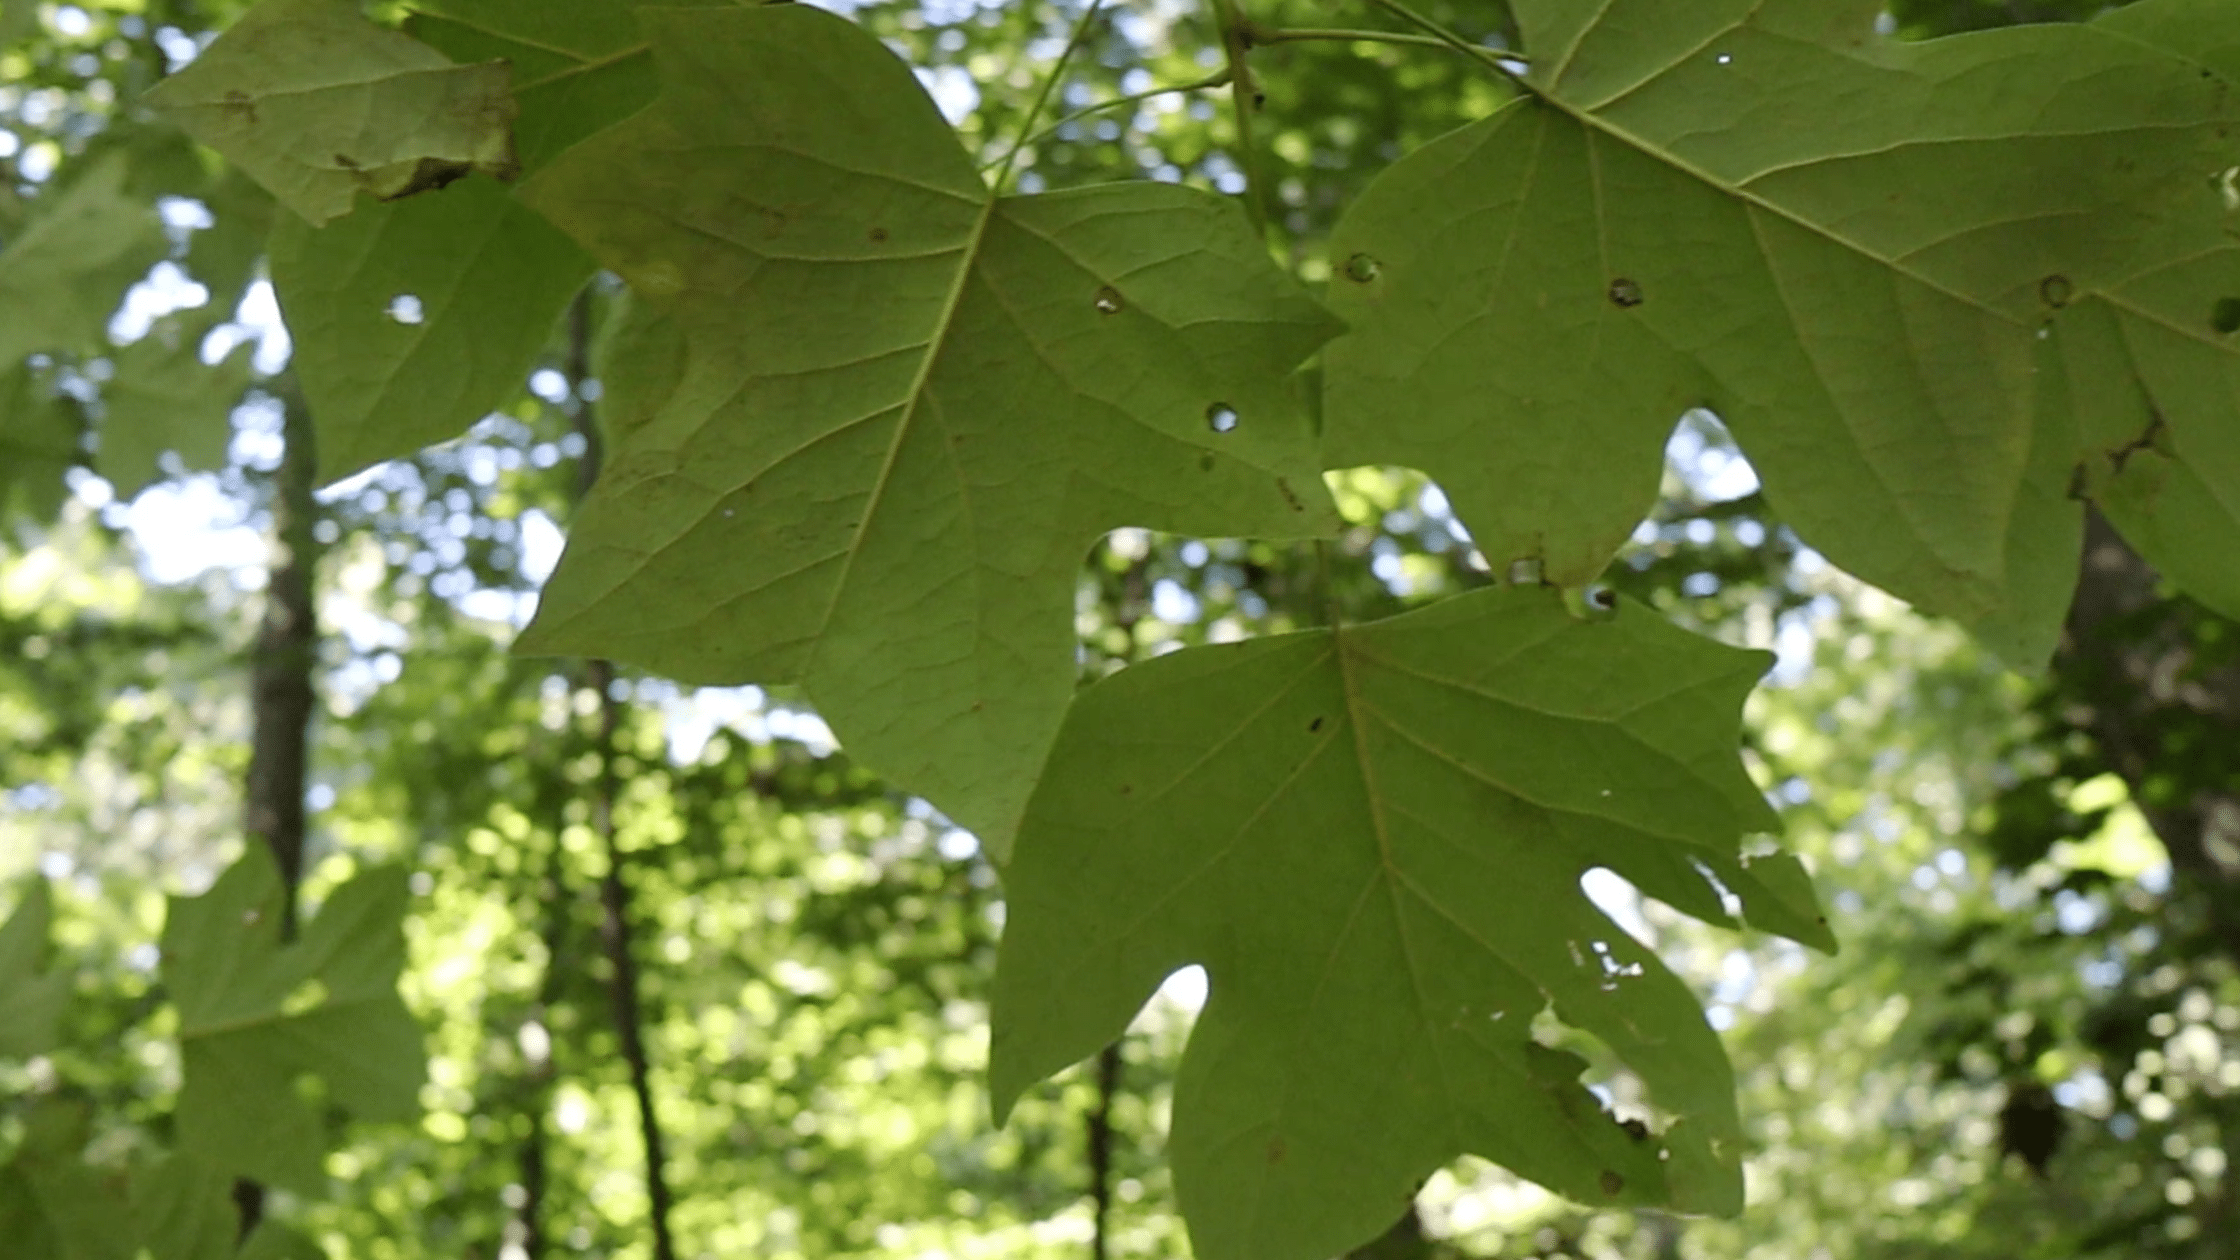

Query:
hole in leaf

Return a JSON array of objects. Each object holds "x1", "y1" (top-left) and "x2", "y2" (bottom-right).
[
  {"x1": 387, "y1": 293, "x2": 425, "y2": 325},
  {"x1": 1206, "y1": 403, "x2": 1238, "y2": 434},
  {"x1": 1506, "y1": 557, "x2": 1543, "y2": 586},
  {"x1": 1094, "y1": 285, "x2": 1123, "y2": 314},
  {"x1": 2214, "y1": 296, "x2": 2240, "y2": 335},
  {"x1": 2039, "y1": 275, "x2": 2072, "y2": 309},
  {"x1": 1343, "y1": 252, "x2": 1381, "y2": 282},
  {"x1": 1607, "y1": 277, "x2": 1643, "y2": 308}
]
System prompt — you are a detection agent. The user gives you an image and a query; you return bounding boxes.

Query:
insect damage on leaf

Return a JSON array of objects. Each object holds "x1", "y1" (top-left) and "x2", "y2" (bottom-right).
[
  {"x1": 142, "y1": 0, "x2": 519, "y2": 225},
  {"x1": 993, "y1": 586, "x2": 1833, "y2": 1260}
]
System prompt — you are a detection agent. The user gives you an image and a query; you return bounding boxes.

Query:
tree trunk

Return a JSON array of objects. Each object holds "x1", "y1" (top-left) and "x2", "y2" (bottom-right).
[{"x1": 235, "y1": 394, "x2": 322, "y2": 1238}]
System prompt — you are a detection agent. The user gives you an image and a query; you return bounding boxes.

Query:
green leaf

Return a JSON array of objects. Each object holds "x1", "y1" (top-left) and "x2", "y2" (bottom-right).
[
  {"x1": 142, "y1": 0, "x2": 520, "y2": 227},
  {"x1": 269, "y1": 176, "x2": 590, "y2": 482},
  {"x1": 162, "y1": 847, "x2": 424, "y2": 1192},
  {"x1": 0, "y1": 154, "x2": 168, "y2": 368},
  {"x1": 1323, "y1": 1, "x2": 2240, "y2": 661},
  {"x1": 0, "y1": 363, "x2": 82, "y2": 523},
  {"x1": 126, "y1": 1156, "x2": 235, "y2": 1260},
  {"x1": 514, "y1": 5, "x2": 1342, "y2": 852},
  {"x1": 96, "y1": 321, "x2": 253, "y2": 498},
  {"x1": 0, "y1": 878, "x2": 67, "y2": 1058},
  {"x1": 0, "y1": 1098, "x2": 135, "y2": 1260},
  {"x1": 2035, "y1": 1, "x2": 2240, "y2": 621},
  {"x1": 992, "y1": 586, "x2": 1828, "y2": 1260}
]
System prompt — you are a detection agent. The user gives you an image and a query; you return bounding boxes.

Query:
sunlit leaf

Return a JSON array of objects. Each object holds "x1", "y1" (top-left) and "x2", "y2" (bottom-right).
[
  {"x1": 515, "y1": 4, "x2": 1340, "y2": 852},
  {"x1": 1323, "y1": 0, "x2": 2240, "y2": 662},
  {"x1": 142, "y1": 0, "x2": 519, "y2": 226},
  {"x1": 993, "y1": 586, "x2": 1829, "y2": 1260}
]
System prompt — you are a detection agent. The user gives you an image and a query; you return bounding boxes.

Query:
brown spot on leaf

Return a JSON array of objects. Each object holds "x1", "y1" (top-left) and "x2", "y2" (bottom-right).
[
  {"x1": 1308, "y1": 716, "x2": 1325, "y2": 733},
  {"x1": 1607, "y1": 277, "x2": 1643, "y2": 308},
  {"x1": 2108, "y1": 412, "x2": 2169, "y2": 475},
  {"x1": 1598, "y1": 1169, "x2": 1625, "y2": 1196},
  {"x1": 869, "y1": 226, "x2": 889, "y2": 242},
  {"x1": 379, "y1": 157, "x2": 475, "y2": 202},
  {"x1": 221, "y1": 90, "x2": 257, "y2": 123},
  {"x1": 1265, "y1": 1137, "x2": 1287, "y2": 1164},
  {"x1": 2039, "y1": 274, "x2": 2072, "y2": 309},
  {"x1": 1275, "y1": 477, "x2": 1303, "y2": 512}
]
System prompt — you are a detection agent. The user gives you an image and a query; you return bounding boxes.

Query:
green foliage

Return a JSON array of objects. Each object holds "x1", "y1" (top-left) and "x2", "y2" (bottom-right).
[
  {"x1": 162, "y1": 847, "x2": 423, "y2": 1193},
  {"x1": 143, "y1": 0, "x2": 520, "y2": 226},
  {"x1": 96, "y1": 326, "x2": 253, "y2": 498},
  {"x1": 994, "y1": 587, "x2": 1827, "y2": 1257},
  {"x1": 514, "y1": 4, "x2": 1340, "y2": 851},
  {"x1": 10, "y1": 0, "x2": 2240, "y2": 1255},
  {"x1": 0, "y1": 155, "x2": 167, "y2": 368},
  {"x1": 0, "y1": 879, "x2": 66, "y2": 1058}
]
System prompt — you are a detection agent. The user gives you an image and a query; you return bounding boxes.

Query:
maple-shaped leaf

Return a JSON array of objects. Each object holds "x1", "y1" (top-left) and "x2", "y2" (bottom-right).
[
  {"x1": 96, "y1": 319, "x2": 254, "y2": 498},
  {"x1": 0, "y1": 879, "x2": 68, "y2": 1058},
  {"x1": 992, "y1": 586, "x2": 1831, "y2": 1260},
  {"x1": 162, "y1": 847, "x2": 424, "y2": 1192},
  {"x1": 514, "y1": 4, "x2": 1341, "y2": 853},
  {"x1": 1322, "y1": 0, "x2": 2240, "y2": 665},
  {"x1": 142, "y1": 0, "x2": 518, "y2": 227}
]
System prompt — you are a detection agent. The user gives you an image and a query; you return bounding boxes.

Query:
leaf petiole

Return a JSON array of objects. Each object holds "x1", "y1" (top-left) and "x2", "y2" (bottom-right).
[
  {"x1": 986, "y1": 71, "x2": 1234, "y2": 170},
  {"x1": 1242, "y1": 25, "x2": 1494, "y2": 57},
  {"x1": 1354, "y1": 0, "x2": 1529, "y2": 81},
  {"x1": 989, "y1": 0, "x2": 1111, "y2": 191}
]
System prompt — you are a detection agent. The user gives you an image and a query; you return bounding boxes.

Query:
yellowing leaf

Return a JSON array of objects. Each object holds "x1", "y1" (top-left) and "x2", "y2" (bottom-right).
[
  {"x1": 1323, "y1": 0, "x2": 2240, "y2": 663},
  {"x1": 143, "y1": 0, "x2": 519, "y2": 227},
  {"x1": 993, "y1": 587, "x2": 1829, "y2": 1260},
  {"x1": 163, "y1": 847, "x2": 423, "y2": 1192},
  {"x1": 515, "y1": 5, "x2": 1341, "y2": 852}
]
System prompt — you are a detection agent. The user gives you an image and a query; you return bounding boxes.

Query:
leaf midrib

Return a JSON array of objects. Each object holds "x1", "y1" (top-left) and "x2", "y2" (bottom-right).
[{"x1": 807, "y1": 189, "x2": 1000, "y2": 670}]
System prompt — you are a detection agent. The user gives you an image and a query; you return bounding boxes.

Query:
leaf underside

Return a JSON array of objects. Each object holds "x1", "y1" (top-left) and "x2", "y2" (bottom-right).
[
  {"x1": 1323, "y1": 0, "x2": 2240, "y2": 661},
  {"x1": 144, "y1": 0, "x2": 519, "y2": 227},
  {"x1": 514, "y1": 4, "x2": 1341, "y2": 854},
  {"x1": 994, "y1": 586, "x2": 1830, "y2": 1260}
]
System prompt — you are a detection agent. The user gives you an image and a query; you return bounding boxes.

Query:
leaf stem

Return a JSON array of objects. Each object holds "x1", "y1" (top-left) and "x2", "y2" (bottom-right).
[
  {"x1": 1208, "y1": 0, "x2": 1270, "y2": 236},
  {"x1": 1353, "y1": 0, "x2": 1528, "y2": 81},
  {"x1": 987, "y1": 71, "x2": 1233, "y2": 169},
  {"x1": 1244, "y1": 25, "x2": 1494, "y2": 56},
  {"x1": 991, "y1": 0, "x2": 1111, "y2": 192}
]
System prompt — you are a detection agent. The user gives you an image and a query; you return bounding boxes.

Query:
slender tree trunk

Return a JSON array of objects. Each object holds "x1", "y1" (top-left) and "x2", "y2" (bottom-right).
[
  {"x1": 514, "y1": 845, "x2": 570, "y2": 1259},
  {"x1": 235, "y1": 395, "x2": 321, "y2": 1238},
  {"x1": 566, "y1": 293, "x2": 680, "y2": 1260},
  {"x1": 1087, "y1": 1043, "x2": 1122, "y2": 1260}
]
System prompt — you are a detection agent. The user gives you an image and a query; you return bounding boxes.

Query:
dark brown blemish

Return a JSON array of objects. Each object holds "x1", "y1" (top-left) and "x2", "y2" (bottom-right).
[
  {"x1": 1607, "y1": 277, "x2": 1643, "y2": 308},
  {"x1": 1275, "y1": 476, "x2": 1303, "y2": 512},
  {"x1": 1598, "y1": 1169, "x2": 1625, "y2": 1196},
  {"x1": 1308, "y1": 716, "x2": 1325, "y2": 733},
  {"x1": 869, "y1": 226, "x2": 889, "y2": 242},
  {"x1": 2039, "y1": 274, "x2": 2072, "y2": 309}
]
